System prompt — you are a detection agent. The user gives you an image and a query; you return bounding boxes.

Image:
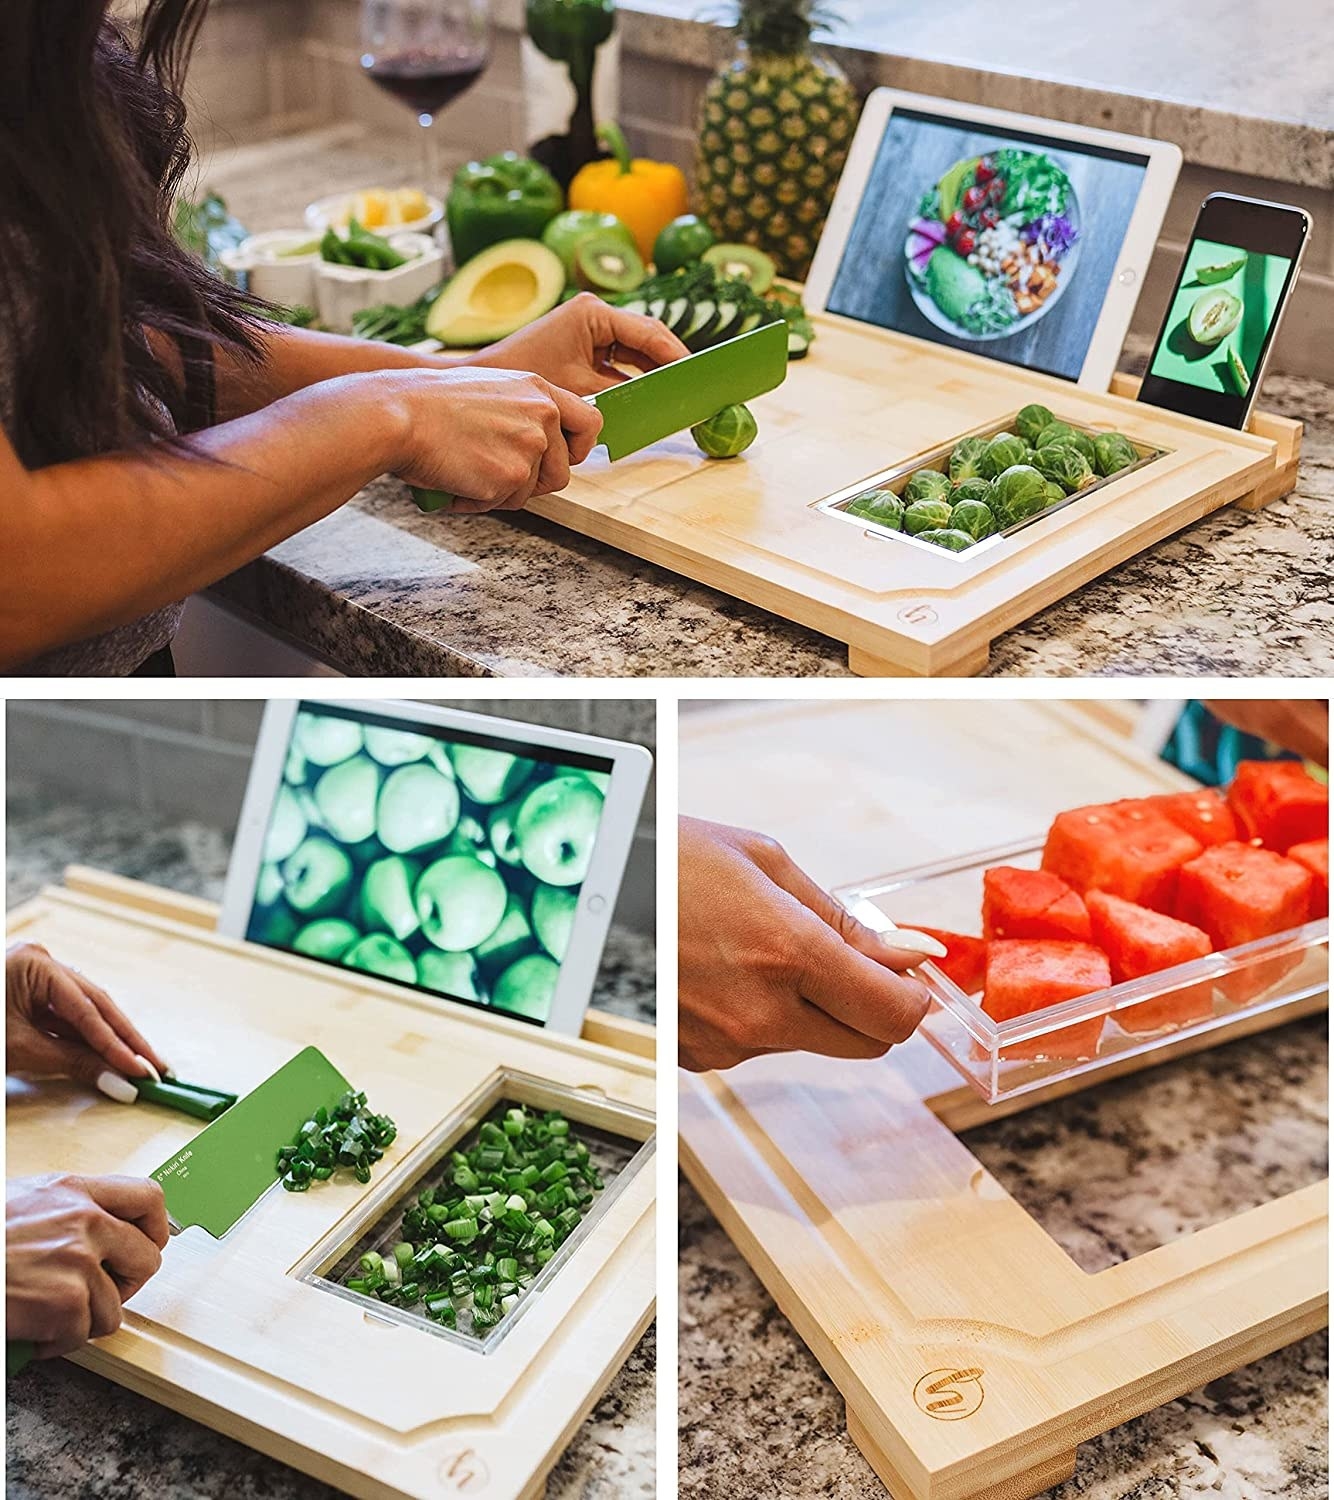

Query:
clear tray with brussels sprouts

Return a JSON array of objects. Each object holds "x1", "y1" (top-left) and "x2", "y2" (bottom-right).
[{"x1": 820, "y1": 402, "x2": 1162, "y2": 557}]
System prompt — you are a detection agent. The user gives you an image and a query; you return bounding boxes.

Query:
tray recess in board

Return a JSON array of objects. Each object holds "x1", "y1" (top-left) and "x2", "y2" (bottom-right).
[
  {"x1": 296, "y1": 1069, "x2": 654, "y2": 1353},
  {"x1": 836, "y1": 836, "x2": 1329, "y2": 1104}
]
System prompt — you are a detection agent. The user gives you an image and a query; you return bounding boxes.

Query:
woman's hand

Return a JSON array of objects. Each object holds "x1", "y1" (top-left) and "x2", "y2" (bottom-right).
[
  {"x1": 471, "y1": 293, "x2": 689, "y2": 395},
  {"x1": 6, "y1": 943, "x2": 168, "y2": 1097},
  {"x1": 678, "y1": 818, "x2": 940, "y2": 1072},
  {"x1": 6, "y1": 1174, "x2": 170, "y2": 1359},
  {"x1": 386, "y1": 365, "x2": 606, "y2": 513}
]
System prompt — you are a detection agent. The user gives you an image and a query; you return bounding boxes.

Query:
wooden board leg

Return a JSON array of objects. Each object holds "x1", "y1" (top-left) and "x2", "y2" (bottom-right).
[
  {"x1": 846, "y1": 1408, "x2": 1077, "y2": 1500},
  {"x1": 1233, "y1": 457, "x2": 1300, "y2": 511},
  {"x1": 847, "y1": 642, "x2": 991, "y2": 678}
]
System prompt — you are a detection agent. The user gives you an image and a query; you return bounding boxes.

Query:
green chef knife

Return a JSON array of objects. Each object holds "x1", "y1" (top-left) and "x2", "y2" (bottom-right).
[
  {"x1": 8, "y1": 1047, "x2": 351, "y2": 1377},
  {"x1": 411, "y1": 317, "x2": 790, "y2": 511},
  {"x1": 151, "y1": 1045, "x2": 352, "y2": 1238}
]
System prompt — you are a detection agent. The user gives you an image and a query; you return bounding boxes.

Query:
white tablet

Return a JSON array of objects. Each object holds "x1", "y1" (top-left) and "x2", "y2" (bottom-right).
[
  {"x1": 219, "y1": 699, "x2": 652, "y2": 1035},
  {"x1": 805, "y1": 90, "x2": 1182, "y2": 390}
]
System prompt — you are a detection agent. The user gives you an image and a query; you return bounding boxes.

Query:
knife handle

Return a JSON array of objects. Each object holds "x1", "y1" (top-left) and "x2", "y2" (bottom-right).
[
  {"x1": 7, "y1": 1340, "x2": 34, "y2": 1378},
  {"x1": 411, "y1": 486, "x2": 455, "y2": 513}
]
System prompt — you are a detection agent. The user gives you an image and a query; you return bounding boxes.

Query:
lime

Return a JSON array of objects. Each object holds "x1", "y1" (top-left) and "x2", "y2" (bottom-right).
[
  {"x1": 653, "y1": 214, "x2": 716, "y2": 274},
  {"x1": 691, "y1": 403, "x2": 758, "y2": 459}
]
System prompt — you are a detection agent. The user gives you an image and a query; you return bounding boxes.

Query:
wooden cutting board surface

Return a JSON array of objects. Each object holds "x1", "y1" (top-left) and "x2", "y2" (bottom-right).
[
  {"x1": 7, "y1": 888, "x2": 655, "y2": 1500},
  {"x1": 678, "y1": 699, "x2": 1327, "y2": 1500},
  {"x1": 532, "y1": 314, "x2": 1284, "y2": 675}
]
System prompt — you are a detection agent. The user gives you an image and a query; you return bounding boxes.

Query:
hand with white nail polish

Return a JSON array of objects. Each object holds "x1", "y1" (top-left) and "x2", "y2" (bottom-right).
[
  {"x1": 678, "y1": 818, "x2": 934, "y2": 1072},
  {"x1": 5, "y1": 943, "x2": 169, "y2": 1099}
]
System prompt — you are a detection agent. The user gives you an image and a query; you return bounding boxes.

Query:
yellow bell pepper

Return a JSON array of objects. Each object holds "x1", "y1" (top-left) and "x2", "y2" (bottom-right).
[{"x1": 568, "y1": 123, "x2": 689, "y2": 263}]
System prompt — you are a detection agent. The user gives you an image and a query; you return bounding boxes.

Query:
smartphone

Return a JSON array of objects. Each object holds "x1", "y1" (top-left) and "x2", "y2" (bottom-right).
[{"x1": 1138, "y1": 192, "x2": 1309, "y2": 428}]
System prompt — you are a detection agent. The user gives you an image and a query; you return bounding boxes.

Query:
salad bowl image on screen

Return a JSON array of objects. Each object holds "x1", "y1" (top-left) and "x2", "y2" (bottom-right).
[
  {"x1": 823, "y1": 108, "x2": 1151, "y2": 381},
  {"x1": 246, "y1": 705, "x2": 614, "y2": 1026}
]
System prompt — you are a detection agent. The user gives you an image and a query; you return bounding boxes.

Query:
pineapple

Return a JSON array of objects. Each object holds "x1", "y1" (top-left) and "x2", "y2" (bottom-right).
[{"x1": 695, "y1": 1, "x2": 859, "y2": 280}]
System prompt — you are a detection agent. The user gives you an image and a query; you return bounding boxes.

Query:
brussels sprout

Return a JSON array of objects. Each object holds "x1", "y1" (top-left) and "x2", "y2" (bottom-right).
[
  {"x1": 949, "y1": 477, "x2": 993, "y2": 507},
  {"x1": 691, "y1": 403, "x2": 757, "y2": 458},
  {"x1": 846, "y1": 487, "x2": 904, "y2": 530},
  {"x1": 916, "y1": 527, "x2": 976, "y2": 552},
  {"x1": 902, "y1": 468, "x2": 952, "y2": 505},
  {"x1": 903, "y1": 496, "x2": 953, "y2": 535},
  {"x1": 979, "y1": 431, "x2": 1028, "y2": 479},
  {"x1": 989, "y1": 464, "x2": 1050, "y2": 526},
  {"x1": 1015, "y1": 403, "x2": 1056, "y2": 445},
  {"x1": 1033, "y1": 442, "x2": 1096, "y2": 494},
  {"x1": 1043, "y1": 480, "x2": 1065, "y2": 505},
  {"x1": 948, "y1": 436, "x2": 988, "y2": 485},
  {"x1": 948, "y1": 498, "x2": 996, "y2": 541},
  {"x1": 1036, "y1": 421, "x2": 1095, "y2": 464},
  {"x1": 1093, "y1": 432, "x2": 1139, "y2": 477}
]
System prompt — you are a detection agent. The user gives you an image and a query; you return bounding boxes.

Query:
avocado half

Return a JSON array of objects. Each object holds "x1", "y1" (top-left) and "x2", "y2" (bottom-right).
[{"x1": 426, "y1": 238, "x2": 565, "y2": 347}]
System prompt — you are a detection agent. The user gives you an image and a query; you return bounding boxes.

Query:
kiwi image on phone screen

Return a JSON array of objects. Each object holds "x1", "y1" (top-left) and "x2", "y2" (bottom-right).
[{"x1": 247, "y1": 709, "x2": 611, "y2": 1025}]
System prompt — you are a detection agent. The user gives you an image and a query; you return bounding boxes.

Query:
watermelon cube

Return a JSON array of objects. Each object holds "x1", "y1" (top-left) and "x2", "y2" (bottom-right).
[
  {"x1": 1085, "y1": 890, "x2": 1213, "y2": 1033},
  {"x1": 1134, "y1": 789, "x2": 1238, "y2": 848},
  {"x1": 1176, "y1": 841, "x2": 1314, "y2": 1003},
  {"x1": 1286, "y1": 840, "x2": 1328, "y2": 920},
  {"x1": 982, "y1": 940, "x2": 1110, "y2": 1060},
  {"x1": 1227, "y1": 760, "x2": 1329, "y2": 853},
  {"x1": 914, "y1": 927, "x2": 986, "y2": 994},
  {"x1": 982, "y1": 866, "x2": 1091, "y2": 942},
  {"x1": 1042, "y1": 803, "x2": 1202, "y2": 914}
]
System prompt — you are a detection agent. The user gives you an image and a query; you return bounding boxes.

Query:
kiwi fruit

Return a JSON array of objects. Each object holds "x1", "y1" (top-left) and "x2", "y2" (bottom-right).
[
  {"x1": 702, "y1": 243, "x2": 777, "y2": 294},
  {"x1": 575, "y1": 233, "x2": 646, "y2": 295}
]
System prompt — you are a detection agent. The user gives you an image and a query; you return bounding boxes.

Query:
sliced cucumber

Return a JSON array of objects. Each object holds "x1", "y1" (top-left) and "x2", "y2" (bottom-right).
[
  {"x1": 618, "y1": 298, "x2": 649, "y2": 317},
  {"x1": 681, "y1": 299, "x2": 717, "y2": 345},
  {"x1": 647, "y1": 297, "x2": 669, "y2": 321},
  {"x1": 786, "y1": 329, "x2": 810, "y2": 359},
  {"x1": 664, "y1": 297, "x2": 693, "y2": 334},
  {"x1": 709, "y1": 301, "x2": 744, "y2": 344},
  {"x1": 735, "y1": 310, "x2": 765, "y2": 337}
]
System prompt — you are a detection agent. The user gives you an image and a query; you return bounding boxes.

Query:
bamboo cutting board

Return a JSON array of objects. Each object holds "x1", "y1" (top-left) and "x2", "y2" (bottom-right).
[
  {"x1": 678, "y1": 700, "x2": 1328, "y2": 1500},
  {"x1": 6, "y1": 878, "x2": 655, "y2": 1500},
  {"x1": 531, "y1": 312, "x2": 1301, "y2": 676}
]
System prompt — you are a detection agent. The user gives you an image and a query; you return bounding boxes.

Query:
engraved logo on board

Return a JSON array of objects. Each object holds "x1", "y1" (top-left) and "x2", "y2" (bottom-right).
[
  {"x1": 438, "y1": 1448, "x2": 489, "y2": 1491},
  {"x1": 897, "y1": 604, "x2": 938, "y2": 625},
  {"x1": 913, "y1": 1367, "x2": 985, "y2": 1420}
]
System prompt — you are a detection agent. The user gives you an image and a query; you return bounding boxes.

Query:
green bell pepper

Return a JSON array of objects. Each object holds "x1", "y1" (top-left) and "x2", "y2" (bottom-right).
[{"x1": 446, "y1": 153, "x2": 563, "y2": 267}]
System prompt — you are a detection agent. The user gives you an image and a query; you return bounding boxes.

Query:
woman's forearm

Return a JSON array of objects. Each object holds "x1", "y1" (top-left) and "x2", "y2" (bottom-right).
[
  {"x1": 217, "y1": 324, "x2": 462, "y2": 419},
  {"x1": 0, "y1": 373, "x2": 410, "y2": 669}
]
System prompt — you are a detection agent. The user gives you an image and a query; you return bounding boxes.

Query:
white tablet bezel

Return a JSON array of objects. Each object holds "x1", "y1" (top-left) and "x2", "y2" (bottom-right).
[
  {"x1": 804, "y1": 88, "x2": 1182, "y2": 391},
  {"x1": 218, "y1": 698, "x2": 653, "y2": 1037}
]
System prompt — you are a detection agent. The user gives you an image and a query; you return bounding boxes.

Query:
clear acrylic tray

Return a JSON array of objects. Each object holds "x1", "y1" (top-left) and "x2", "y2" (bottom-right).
[
  {"x1": 813, "y1": 409, "x2": 1165, "y2": 565},
  {"x1": 295, "y1": 1070, "x2": 654, "y2": 1353},
  {"x1": 835, "y1": 838, "x2": 1329, "y2": 1105}
]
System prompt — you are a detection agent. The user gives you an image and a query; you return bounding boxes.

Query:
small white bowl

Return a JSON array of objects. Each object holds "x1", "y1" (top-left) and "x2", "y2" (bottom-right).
[
  {"x1": 314, "y1": 232, "x2": 445, "y2": 333},
  {"x1": 305, "y1": 190, "x2": 444, "y2": 239},
  {"x1": 218, "y1": 229, "x2": 323, "y2": 308}
]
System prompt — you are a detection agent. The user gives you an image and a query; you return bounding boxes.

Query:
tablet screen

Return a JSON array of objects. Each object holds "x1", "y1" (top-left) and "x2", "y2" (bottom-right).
[
  {"x1": 247, "y1": 703, "x2": 614, "y2": 1026},
  {"x1": 825, "y1": 108, "x2": 1150, "y2": 380}
]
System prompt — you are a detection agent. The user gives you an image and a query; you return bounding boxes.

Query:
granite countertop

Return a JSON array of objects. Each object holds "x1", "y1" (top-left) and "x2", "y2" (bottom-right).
[
  {"x1": 4, "y1": 775, "x2": 656, "y2": 1500},
  {"x1": 679, "y1": 1016, "x2": 1330, "y2": 1498},
  {"x1": 200, "y1": 129, "x2": 1334, "y2": 680}
]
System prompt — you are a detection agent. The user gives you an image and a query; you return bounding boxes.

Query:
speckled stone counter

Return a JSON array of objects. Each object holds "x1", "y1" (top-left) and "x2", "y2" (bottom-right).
[
  {"x1": 679, "y1": 1016, "x2": 1329, "y2": 1498},
  {"x1": 200, "y1": 130, "x2": 1334, "y2": 680},
  {"x1": 4, "y1": 776, "x2": 656, "y2": 1499}
]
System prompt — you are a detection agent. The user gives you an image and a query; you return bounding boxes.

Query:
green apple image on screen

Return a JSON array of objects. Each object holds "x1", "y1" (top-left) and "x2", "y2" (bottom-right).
[{"x1": 246, "y1": 709, "x2": 613, "y2": 1024}]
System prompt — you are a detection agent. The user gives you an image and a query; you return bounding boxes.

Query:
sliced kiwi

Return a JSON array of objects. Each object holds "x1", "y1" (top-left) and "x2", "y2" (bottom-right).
[
  {"x1": 702, "y1": 243, "x2": 777, "y2": 293},
  {"x1": 575, "y1": 233, "x2": 646, "y2": 295}
]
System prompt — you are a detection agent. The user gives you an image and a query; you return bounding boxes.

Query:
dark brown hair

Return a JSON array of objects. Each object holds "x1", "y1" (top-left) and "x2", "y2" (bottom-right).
[{"x1": 0, "y1": 0, "x2": 266, "y2": 468}]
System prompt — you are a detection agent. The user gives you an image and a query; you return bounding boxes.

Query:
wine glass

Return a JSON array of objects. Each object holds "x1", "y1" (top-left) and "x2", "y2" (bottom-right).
[{"x1": 360, "y1": 0, "x2": 492, "y2": 193}]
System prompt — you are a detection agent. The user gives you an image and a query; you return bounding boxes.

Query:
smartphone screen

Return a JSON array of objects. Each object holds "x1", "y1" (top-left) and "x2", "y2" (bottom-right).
[{"x1": 1138, "y1": 193, "x2": 1308, "y2": 428}]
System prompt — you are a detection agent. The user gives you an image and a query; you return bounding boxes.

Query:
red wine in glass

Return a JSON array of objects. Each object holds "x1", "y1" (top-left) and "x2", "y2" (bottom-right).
[{"x1": 364, "y1": 48, "x2": 487, "y2": 125}]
